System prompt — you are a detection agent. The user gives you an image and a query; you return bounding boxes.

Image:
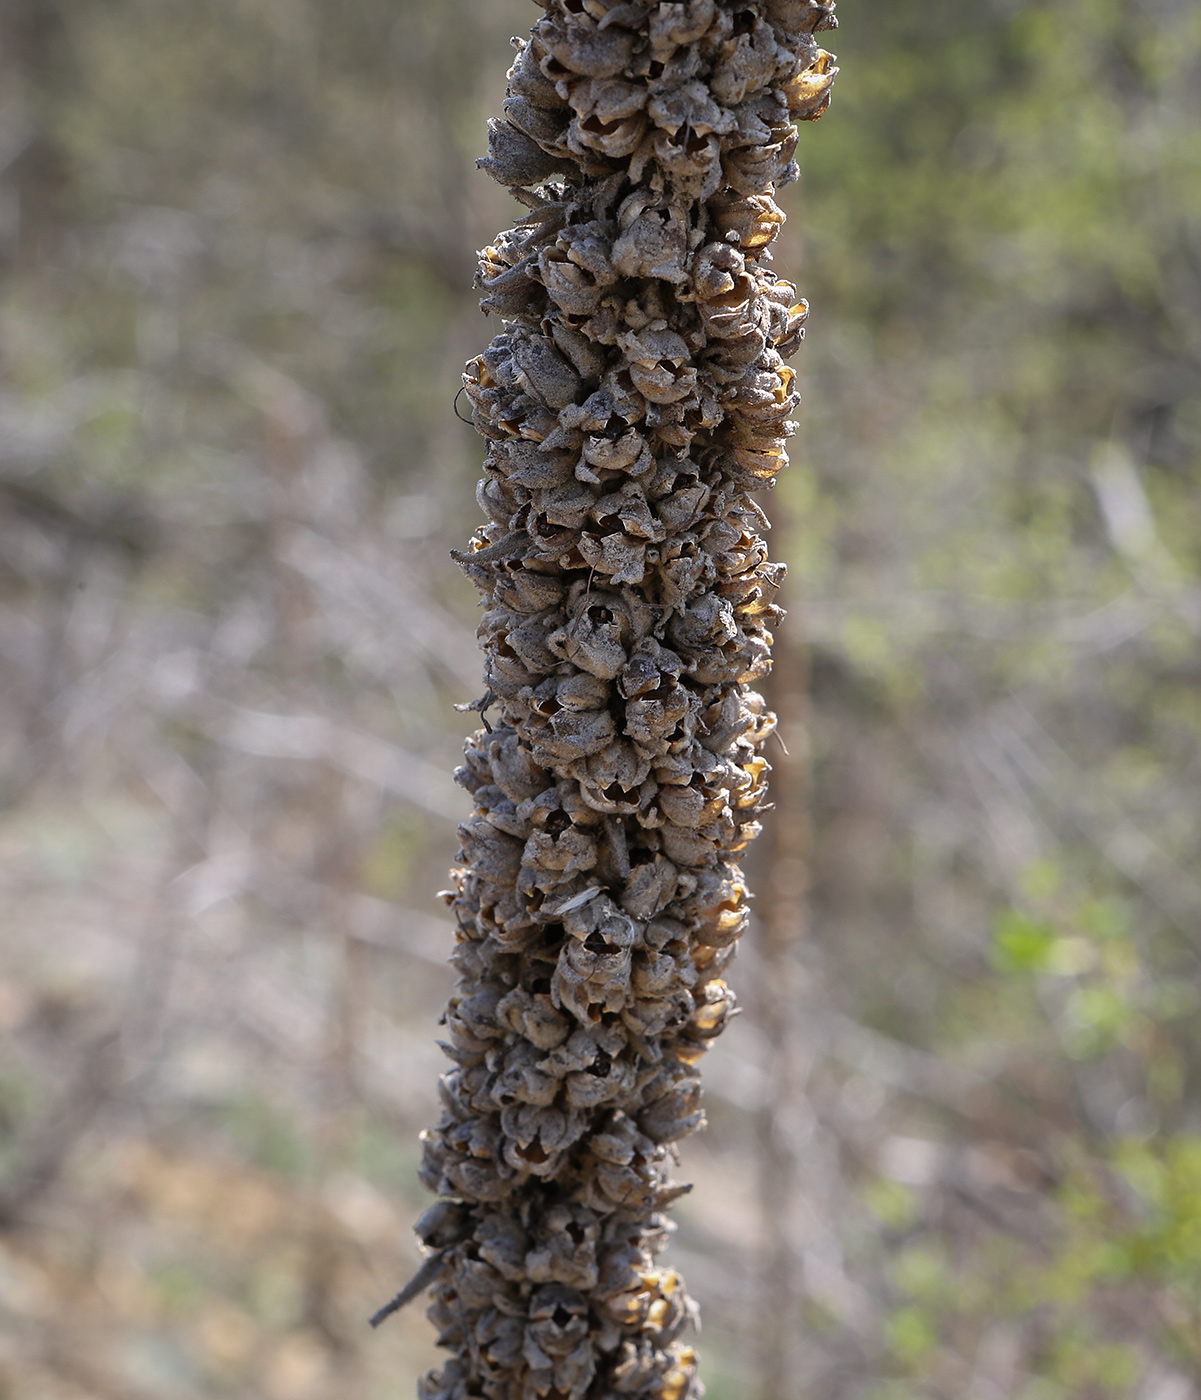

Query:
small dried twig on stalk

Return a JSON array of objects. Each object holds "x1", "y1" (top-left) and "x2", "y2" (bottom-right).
[{"x1": 399, "y1": 4, "x2": 839, "y2": 1397}]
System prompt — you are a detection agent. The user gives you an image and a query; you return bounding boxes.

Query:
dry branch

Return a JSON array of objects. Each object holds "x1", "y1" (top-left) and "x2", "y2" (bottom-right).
[{"x1": 406, "y1": 5, "x2": 839, "y2": 1396}]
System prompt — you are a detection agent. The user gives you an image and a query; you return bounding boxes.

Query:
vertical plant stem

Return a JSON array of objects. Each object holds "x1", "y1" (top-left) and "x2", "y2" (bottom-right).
[{"x1": 399, "y1": 6, "x2": 840, "y2": 1397}]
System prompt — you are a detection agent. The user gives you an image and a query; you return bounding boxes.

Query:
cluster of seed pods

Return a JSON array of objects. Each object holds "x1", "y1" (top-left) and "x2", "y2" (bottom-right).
[{"x1": 414, "y1": 3, "x2": 837, "y2": 1397}]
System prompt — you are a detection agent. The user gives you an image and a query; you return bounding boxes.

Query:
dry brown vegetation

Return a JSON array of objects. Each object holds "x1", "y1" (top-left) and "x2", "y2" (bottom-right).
[{"x1": 1, "y1": 1, "x2": 1199, "y2": 1398}]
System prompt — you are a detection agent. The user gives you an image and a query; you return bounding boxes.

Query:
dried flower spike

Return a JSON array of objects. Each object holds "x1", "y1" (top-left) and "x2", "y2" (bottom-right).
[{"x1": 411, "y1": 5, "x2": 837, "y2": 1396}]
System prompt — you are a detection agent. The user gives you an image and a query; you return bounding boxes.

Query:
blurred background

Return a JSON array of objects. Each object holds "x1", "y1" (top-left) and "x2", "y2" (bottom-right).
[{"x1": 0, "y1": 0, "x2": 1199, "y2": 1396}]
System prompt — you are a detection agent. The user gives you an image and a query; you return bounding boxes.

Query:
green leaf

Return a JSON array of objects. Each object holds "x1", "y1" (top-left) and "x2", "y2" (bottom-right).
[{"x1": 992, "y1": 910, "x2": 1057, "y2": 973}]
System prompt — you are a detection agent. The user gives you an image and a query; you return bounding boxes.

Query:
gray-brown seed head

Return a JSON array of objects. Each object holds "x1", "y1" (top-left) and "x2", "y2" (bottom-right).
[{"x1": 416, "y1": 3, "x2": 837, "y2": 1397}]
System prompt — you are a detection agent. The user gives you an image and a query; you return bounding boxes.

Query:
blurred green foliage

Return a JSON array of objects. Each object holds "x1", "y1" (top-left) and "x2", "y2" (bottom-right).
[{"x1": 785, "y1": 1, "x2": 1200, "y2": 1392}]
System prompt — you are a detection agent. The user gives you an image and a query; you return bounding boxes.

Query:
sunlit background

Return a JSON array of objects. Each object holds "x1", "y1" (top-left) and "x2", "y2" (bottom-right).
[{"x1": 1, "y1": 1, "x2": 1199, "y2": 1397}]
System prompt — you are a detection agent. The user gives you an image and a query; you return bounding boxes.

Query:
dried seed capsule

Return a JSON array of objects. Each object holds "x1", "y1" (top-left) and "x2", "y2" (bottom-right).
[
  {"x1": 411, "y1": 4, "x2": 838, "y2": 1397},
  {"x1": 479, "y1": 118, "x2": 576, "y2": 188}
]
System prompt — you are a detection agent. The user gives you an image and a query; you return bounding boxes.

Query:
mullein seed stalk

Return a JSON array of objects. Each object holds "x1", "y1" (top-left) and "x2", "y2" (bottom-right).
[{"x1": 410, "y1": 4, "x2": 837, "y2": 1396}]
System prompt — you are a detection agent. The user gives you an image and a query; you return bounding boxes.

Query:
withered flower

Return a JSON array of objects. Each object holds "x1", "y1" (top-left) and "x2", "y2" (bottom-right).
[{"x1": 407, "y1": 4, "x2": 838, "y2": 1397}]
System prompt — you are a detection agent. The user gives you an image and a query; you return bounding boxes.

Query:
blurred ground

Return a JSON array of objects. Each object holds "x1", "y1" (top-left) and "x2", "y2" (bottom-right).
[{"x1": 0, "y1": 1, "x2": 1199, "y2": 1397}]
